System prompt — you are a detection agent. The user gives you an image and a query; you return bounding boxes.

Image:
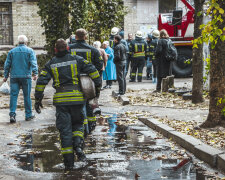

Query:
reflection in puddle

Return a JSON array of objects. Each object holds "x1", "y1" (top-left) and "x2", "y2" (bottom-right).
[{"x1": 14, "y1": 114, "x2": 196, "y2": 179}]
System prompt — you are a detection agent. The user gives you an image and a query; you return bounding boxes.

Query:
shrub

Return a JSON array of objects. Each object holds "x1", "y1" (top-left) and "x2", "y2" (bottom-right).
[
  {"x1": 37, "y1": 54, "x2": 51, "y2": 73},
  {"x1": 0, "y1": 52, "x2": 8, "y2": 69},
  {"x1": 0, "y1": 52, "x2": 50, "y2": 73}
]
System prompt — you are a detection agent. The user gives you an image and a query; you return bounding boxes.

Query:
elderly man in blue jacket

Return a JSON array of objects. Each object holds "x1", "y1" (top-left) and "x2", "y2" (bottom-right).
[{"x1": 3, "y1": 35, "x2": 38, "y2": 123}]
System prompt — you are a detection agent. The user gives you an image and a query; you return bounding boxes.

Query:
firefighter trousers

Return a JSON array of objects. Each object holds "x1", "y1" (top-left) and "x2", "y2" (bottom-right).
[
  {"x1": 56, "y1": 104, "x2": 85, "y2": 167},
  {"x1": 86, "y1": 101, "x2": 96, "y2": 134},
  {"x1": 131, "y1": 58, "x2": 145, "y2": 81}
]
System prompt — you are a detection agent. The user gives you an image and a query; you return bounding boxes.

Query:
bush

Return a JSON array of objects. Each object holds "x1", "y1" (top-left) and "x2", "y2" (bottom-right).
[
  {"x1": 0, "y1": 52, "x2": 8, "y2": 69},
  {"x1": 0, "y1": 52, "x2": 50, "y2": 73},
  {"x1": 37, "y1": 54, "x2": 51, "y2": 73}
]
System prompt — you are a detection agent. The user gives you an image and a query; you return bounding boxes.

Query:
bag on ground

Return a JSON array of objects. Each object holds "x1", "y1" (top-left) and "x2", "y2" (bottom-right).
[
  {"x1": 165, "y1": 39, "x2": 178, "y2": 62},
  {"x1": 0, "y1": 82, "x2": 10, "y2": 94}
]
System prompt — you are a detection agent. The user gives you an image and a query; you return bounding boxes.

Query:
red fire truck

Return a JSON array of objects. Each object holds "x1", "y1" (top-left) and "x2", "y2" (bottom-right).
[{"x1": 158, "y1": 0, "x2": 194, "y2": 77}]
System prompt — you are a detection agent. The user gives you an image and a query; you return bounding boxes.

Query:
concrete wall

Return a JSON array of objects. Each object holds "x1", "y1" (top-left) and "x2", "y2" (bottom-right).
[
  {"x1": 124, "y1": 0, "x2": 194, "y2": 39},
  {"x1": 124, "y1": 0, "x2": 158, "y2": 39},
  {"x1": 12, "y1": 1, "x2": 45, "y2": 47}
]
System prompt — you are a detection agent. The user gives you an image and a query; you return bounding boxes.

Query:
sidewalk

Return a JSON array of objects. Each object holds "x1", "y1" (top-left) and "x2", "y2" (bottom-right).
[
  {"x1": 0, "y1": 75, "x2": 224, "y2": 177},
  {"x1": 100, "y1": 77, "x2": 225, "y2": 174}
]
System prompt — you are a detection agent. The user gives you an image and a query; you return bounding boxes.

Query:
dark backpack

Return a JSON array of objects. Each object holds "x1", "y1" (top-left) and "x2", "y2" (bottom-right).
[{"x1": 165, "y1": 39, "x2": 177, "y2": 62}]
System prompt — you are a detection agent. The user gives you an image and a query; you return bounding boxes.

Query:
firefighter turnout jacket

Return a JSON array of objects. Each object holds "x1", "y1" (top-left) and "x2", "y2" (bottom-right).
[
  {"x1": 148, "y1": 37, "x2": 158, "y2": 63},
  {"x1": 69, "y1": 40, "x2": 103, "y2": 72},
  {"x1": 35, "y1": 52, "x2": 101, "y2": 106},
  {"x1": 129, "y1": 37, "x2": 149, "y2": 59}
]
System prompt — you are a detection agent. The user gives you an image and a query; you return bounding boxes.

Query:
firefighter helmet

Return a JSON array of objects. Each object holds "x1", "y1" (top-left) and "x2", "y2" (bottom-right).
[
  {"x1": 111, "y1": 27, "x2": 119, "y2": 36},
  {"x1": 152, "y1": 30, "x2": 160, "y2": 38},
  {"x1": 135, "y1": 31, "x2": 143, "y2": 38}
]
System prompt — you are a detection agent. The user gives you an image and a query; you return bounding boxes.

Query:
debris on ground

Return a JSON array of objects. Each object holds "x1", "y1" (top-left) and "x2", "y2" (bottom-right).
[
  {"x1": 126, "y1": 89, "x2": 209, "y2": 110},
  {"x1": 157, "y1": 116, "x2": 225, "y2": 150}
]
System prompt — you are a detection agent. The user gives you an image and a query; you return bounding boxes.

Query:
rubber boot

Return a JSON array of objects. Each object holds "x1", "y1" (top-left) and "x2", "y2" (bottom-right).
[
  {"x1": 129, "y1": 77, "x2": 136, "y2": 82},
  {"x1": 63, "y1": 153, "x2": 74, "y2": 171},
  {"x1": 146, "y1": 73, "x2": 150, "y2": 80},
  {"x1": 88, "y1": 121, "x2": 96, "y2": 133},
  {"x1": 149, "y1": 74, "x2": 153, "y2": 80},
  {"x1": 75, "y1": 147, "x2": 87, "y2": 162},
  {"x1": 138, "y1": 76, "x2": 142, "y2": 82},
  {"x1": 73, "y1": 137, "x2": 87, "y2": 162}
]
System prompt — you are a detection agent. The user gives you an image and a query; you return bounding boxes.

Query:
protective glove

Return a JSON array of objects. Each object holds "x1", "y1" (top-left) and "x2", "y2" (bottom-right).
[{"x1": 35, "y1": 94, "x2": 44, "y2": 114}]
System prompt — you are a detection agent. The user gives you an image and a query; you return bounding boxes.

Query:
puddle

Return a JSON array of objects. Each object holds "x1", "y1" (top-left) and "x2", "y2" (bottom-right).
[{"x1": 14, "y1": 113, "x2": 197, "y2": 179}]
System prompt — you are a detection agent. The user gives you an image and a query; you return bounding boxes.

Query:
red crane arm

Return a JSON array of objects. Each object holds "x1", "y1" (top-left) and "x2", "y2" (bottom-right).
[{"x1": 181, "y1": 0, "x2": 195, "y2": 12}]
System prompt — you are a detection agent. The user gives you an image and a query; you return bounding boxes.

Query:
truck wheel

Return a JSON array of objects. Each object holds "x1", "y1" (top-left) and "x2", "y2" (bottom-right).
[{"x1": 172, "y1": 48, "x2": 192, "y2": 78}]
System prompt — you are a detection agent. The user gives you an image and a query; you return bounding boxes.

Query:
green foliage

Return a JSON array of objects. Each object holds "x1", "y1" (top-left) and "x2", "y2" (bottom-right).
[
  {"x1": 197, "y1": 0, "x2": 225, "y2": 116},
  {"x1": 37, "y1": 0, "x2": 71, "y2": 56},
  {"x1": 203, "y1": 56, "x2": 210, "y2": 84},
  {"x1": 86, "y1": 0, "x2": 128, "y2": 42},
  {"x1": 70, "y1": 0, "x2": 88, "y2": 32},
  {"x1": 0, "y1": 52, "x2": 7, "y2": 68},
  {"x1": 217, "y1": 96, "x2": 225, "y2": 115},
  {"x1": 38, "y1": 0, "x2": 127, "y2": 54},
  {"x1": 194, "y1": 0, "x2": 225, "y2": 49},
  {"x1": 36, "y1": 54, "x2": 51, "y2": 72},
  {"x1": 0, "y1": 52, "x2": 50, "y2": 73},
  {"x1": 184, "y1": 58, "x2": 192, "y2": 64}
]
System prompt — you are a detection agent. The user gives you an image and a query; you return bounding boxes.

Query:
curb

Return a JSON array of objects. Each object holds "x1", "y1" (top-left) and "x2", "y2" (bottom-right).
[
  {"x1": 112, "y1": 91, "x2": 130, "y2": 106},
  {"x1": 138, "y1": 117, "x2": 225, "y2": 172}
]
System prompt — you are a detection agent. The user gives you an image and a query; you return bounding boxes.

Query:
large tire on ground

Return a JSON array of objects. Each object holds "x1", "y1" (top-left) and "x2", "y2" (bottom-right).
[{"x1": 172, "y1": 47, "x2": 192, "y2": 78}]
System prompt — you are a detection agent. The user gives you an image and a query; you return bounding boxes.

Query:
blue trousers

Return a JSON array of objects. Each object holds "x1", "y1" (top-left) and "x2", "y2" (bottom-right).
[
  {"x1": 10, "y1": 78, "x2": 32, "y2": 118},
  {"x1": 146, "y1": 60, "x2": 152, "y2": 75}
]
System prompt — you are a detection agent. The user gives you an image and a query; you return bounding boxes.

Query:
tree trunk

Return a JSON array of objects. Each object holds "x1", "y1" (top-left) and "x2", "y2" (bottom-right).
[
  {"x1": 201, "y1": 2, "x2": 225, "y2": 128},
  {"x1": 192, "y1": 0, "x2": 205, "y2": 104}
]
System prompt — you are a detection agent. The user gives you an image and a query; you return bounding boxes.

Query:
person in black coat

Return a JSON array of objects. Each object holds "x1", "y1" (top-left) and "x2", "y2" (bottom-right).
[
  {"x1": 155, "y1": 29, "x2": 172, "y2": 92},
  {"x1": 114, "y1": 35, "x2": 127, "y2": 95}
]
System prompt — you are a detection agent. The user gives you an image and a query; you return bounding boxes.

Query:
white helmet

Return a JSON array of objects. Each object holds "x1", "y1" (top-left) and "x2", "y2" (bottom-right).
[
  {"x1": 111, "y1": 27, "x2": 119, "y2": 36},
  {"x1": 152, "y1": 30, "x2": 160, "y2": 38},
  {"x1": 135, "y1": 31, "x2": 143, "y2": 38}
]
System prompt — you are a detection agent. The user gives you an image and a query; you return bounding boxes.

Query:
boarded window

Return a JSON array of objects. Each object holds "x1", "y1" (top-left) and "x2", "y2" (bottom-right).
[
  {"x1": 0, "y1": 3, "x2": 13, "y2": 45},
  {"x1": 159, "y1": 0, "x2": 177, "y2": 13}
]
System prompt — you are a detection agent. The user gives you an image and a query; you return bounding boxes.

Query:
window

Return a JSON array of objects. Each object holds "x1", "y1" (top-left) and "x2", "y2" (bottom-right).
[
  {"x1": 159, "y1": 0, "x2": 177, "y2": 13},
  {"x1": 0, "y1": 3, "x2": 13, "y2": 45}
]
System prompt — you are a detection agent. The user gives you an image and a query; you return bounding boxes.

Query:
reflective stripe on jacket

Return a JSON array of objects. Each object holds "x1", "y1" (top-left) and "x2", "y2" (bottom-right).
[
  {"x1": 129, "y1": 37, "x2": 149, "y2": 59},
  {"x1": 35, "y1": 52, "x2": 101, "y2": 106},
  {"x1": 69, "y1": 40, "x2": 103, "y2": 72}
]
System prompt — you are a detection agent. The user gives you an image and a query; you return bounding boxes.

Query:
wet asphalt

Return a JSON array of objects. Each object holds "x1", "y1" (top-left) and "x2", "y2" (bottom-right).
[
  {"x1": 0, "y1": 77, "x2": 223, "y2": 179},
  {"x1": 13, "y1": 113, "x2": 196, "y2": 180}
]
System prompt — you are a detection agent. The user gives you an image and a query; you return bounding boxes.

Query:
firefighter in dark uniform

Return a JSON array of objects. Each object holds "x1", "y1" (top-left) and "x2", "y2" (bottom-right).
[
  {"x1": 129, "y1": 31, "x2": 149, "y2": 82},
  {"x1": 126, "y1": 33, "x2": 133, "y2": 78},
  {"x1": 148, "y1": 30, "x2": 160, "y2": 83},
  {"x1": 109, "y1": 27, "x2": 129, "y2": 52},
  {"x1": 69, "y1": 29, "x2": 103, "y2": 134},
  {"x1": 34, "y1": 39, "x2": 101, "y2": 170},
  {"x1": 109, "y1": 27, "x2": 119, "y2": 48}
]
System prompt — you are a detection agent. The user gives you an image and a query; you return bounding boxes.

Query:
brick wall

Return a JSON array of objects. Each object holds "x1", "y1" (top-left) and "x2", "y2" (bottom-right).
[{"x1": 12, "y1": 1, "x2": 45, "y2": 47}]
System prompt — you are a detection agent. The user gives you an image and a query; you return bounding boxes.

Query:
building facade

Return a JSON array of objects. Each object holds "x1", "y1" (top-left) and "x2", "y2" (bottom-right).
[
  {"x1": 0, "y1": 0, "x2": 45, "y2": 47},
  {"x1": 124, "y1": 0, "x2": 194, "y2": 39}
]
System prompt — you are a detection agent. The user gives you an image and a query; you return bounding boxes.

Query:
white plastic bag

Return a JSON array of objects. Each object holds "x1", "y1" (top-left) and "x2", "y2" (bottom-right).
[{"x1": 0, "y1": 82, "x2": 10, "y2": 95}]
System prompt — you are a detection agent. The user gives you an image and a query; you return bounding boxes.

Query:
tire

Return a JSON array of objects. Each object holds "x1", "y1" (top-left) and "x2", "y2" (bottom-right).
[{"x1": 172, "y1": 47, "x2": 192, "y2": 78}]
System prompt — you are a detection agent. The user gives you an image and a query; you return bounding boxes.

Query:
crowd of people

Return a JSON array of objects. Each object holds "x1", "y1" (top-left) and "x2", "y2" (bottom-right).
[
  {"x1": 2, "y1": 27, "x2": 173, "y2": 171},
  {"x1": 89, "y1": 27, "x2": 173, "y2": 94}
]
